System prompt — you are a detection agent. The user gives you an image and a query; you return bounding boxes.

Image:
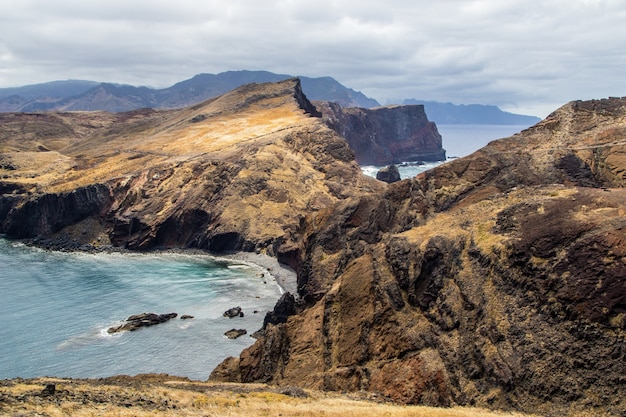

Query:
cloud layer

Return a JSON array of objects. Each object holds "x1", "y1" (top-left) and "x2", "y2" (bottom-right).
[{"x1": 1, "y1": 0, "x2": 625, "y2": 117}]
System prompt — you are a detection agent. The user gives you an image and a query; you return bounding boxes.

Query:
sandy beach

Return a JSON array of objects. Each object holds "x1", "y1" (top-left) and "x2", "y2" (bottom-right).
[{"x1": 220, "y1": 252, "x2": 298, "y2": 296}]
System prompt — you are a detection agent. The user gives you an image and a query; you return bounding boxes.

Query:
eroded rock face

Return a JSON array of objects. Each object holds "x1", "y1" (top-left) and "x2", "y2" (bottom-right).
[
  {"x1": 213, "y1": 97, "x2": 626, "y2": 416},
  {"x1": 316, "y1": 101, "x2": 445, "y2": 165},
  {"x1": 0, "y1": 79, "x2": 383, "y2": 253},
  {"x1": 3, "y1": 81, "x2": 625, "y2": 416}
]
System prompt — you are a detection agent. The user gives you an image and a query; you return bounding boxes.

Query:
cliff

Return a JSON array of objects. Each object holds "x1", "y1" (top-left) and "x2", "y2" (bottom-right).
[
  {"x1": 212, "y1": 98, "x2": 626, "y2": 417},
  {"x1": 1, "y1": 83, "x2": 625, "y2": 416},
  {"x1": 315, "y1": 101, "x2": 445, "y2": 165},
  {"x1": 0, "y1": 78, "x2": 382, "y2": 254}
]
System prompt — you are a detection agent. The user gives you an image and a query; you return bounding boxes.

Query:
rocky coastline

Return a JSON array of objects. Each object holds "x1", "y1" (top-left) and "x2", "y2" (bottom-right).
[{"x1": 1, "y1": 80, "x2": 624, "y2": 416}]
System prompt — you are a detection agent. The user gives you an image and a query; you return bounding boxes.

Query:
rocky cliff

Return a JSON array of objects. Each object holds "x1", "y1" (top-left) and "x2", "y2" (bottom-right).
[
  {"x1": 0, "y1": 78, "x2": 382, "y2": 254},
  {"x1": 1, "y1": 82, "x2": 625, "y2": 416},
  {"x1": 211, "y1": 98, "x2": 626, "y2": 417},
  {"x1": 316, "y1": 101, "x2": 445, "y2": 165}
]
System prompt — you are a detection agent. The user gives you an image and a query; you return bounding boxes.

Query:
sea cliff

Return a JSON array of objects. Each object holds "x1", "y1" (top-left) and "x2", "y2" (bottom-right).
[{"x1": 0, "y1": 82, "x2": 624, "y2": 416}]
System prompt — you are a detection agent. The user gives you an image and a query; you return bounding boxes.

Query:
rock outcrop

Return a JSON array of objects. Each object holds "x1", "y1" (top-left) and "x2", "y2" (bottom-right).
[
  {"x1": 2, "y1": 81, "x2": 625, "y2": 416},
  {"x1": 212, "y1": 97, "x2": 626, "y2": 417},
  {"x1": 375, "y1": 165, "x2": 401, "y2": 183},
  {"x1": 315, "y1": 101, "x2": 445, "y2": 165},
  {"x1": 107, "y1": 313, "x2": 178, "y2": 333},
  {"x1": 0, "y1": 78, "x2": 383, "y2": 255}
]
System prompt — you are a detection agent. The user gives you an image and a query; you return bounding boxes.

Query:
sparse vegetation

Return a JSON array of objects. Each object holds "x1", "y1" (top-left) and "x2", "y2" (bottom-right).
[{"x1": 0, "y1": 377, "x2": 540, "y2": 417}]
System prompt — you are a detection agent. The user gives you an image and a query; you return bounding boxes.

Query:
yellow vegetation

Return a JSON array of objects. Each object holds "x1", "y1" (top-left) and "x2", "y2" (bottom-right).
[{"x1": 0, "y1": 377, "x2": 541, "y2": 417}]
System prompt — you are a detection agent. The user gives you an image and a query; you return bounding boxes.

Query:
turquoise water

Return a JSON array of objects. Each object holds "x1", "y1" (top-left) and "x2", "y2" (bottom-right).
[{"x1": 0, "y1": 238, "x2": 282, "y2": 380}]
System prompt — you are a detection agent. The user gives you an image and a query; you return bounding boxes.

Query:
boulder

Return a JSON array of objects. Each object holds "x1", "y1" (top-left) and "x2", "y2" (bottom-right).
[
  {"x1": 223, "y1": 306, "x2": 242, "y2": 318},
  {"x1": 224, "y1": 329, "x2": 247, "y2": 339},
  {"x1": 107, "y1": 312, "x2": 177, "y2": 333},
  {"x1": 375, "y1": 165, "x2": 401, "y2": 183}
]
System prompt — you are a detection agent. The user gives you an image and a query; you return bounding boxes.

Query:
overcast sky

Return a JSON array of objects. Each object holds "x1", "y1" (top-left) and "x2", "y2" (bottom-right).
[{"x1": 1, "y1": 0, "x2": 625, "y2": 117}]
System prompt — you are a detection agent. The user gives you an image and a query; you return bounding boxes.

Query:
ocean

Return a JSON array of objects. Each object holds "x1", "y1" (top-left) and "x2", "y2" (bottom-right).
[
  {"x1": 362, "y1": 124, "x2": 532, "y2": 179},
  {"x1": 0, "y1": 238, "x2": 283, "y2": 381}
]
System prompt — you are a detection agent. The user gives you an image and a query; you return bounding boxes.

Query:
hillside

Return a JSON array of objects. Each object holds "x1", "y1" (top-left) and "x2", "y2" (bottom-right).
[
  {"x1": 211, "y1": 98, "x2": 626, "y2": 417},
  {"x1": 0, "y1": 78, "x2": 382, "y2": 252},
  {"x1": 0, "y1": 376, "x2": 537, "y2": 417},
  {"x1": 0, "y1": 83, "x2": 624, "y2": 416}
]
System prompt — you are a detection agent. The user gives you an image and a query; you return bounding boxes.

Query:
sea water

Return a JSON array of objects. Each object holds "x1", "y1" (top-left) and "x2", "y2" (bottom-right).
[
  {"x1": 0, "y1": 238, "x2": 282, "y2": 381},
  {"x1": 362, "y1": 124, "x2": 532, "y2": 179}
]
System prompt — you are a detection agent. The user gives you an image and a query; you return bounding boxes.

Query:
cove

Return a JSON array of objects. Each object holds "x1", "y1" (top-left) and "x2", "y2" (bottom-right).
[{"x1": 0, "y1": 238, "x2": 283, "y2": 380}]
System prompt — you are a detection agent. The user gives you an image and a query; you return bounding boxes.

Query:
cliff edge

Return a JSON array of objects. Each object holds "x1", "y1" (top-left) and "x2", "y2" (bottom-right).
[{"x1": 316, "y1": 101, "x2": 445, "y2": 165}]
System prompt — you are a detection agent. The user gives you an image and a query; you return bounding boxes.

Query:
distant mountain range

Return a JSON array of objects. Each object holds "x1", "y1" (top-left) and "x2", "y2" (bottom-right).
[
  {"x1": 0, "y1": 70, "x2": 541, "y2": 124},
  {"x1": 403, "y1": 99, "x2": 541, "y2": 125},
  {"x1": 0, "y1": 71, "x2": 378, "y2": 112}
]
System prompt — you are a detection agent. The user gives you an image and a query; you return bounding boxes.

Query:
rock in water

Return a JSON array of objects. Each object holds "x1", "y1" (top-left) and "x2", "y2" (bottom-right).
[
  {"x1": 224, "y1": 329, "x2": 247, "y2": 339},
  {"x1": 107, "y1": 312, "x2": 178, "y2": 333},
  {"x1": 376, "y1": 165, "x2": 401, "y2": 183},
  {"x1": 223, "y1": 306, "x2": 242, "y2": 318}
]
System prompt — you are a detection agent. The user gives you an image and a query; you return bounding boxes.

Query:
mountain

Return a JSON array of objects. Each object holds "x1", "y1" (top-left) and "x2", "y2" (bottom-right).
[
  {"x1": 0, "y1": 70, "x2": 380, "y2": 112},
  {"x1": 403, "y1": 99, "x2": 541, "y2": 125},
  {"x1": 1, "y1": 83, "x2": 624, "y2": 416}
]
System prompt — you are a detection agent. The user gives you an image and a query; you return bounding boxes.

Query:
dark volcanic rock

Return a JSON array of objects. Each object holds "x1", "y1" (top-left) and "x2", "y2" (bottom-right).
[
  {"x1": 263, "y1": 292, "x2": 297, "y2": 327},
  {"x1": 316, "y1": 101, "x2": 445, "y2": 165},
  {"x1": 375, "y1": 165, "x2": 401, "y2": 183},
  {"x1": 224, "y1": 329, "x2": 247, "y2": 339},
  {"x1": 223, "y1": 307, "x2": 243, "y2": 318},
  {"x1": 107, "y1": 312, "x2": 178, "y2": 333}
]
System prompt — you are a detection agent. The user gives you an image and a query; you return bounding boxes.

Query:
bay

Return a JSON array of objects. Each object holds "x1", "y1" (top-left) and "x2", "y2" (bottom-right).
[{"x1": 0, "y1": 238, "x2": 283, "y2": 381}]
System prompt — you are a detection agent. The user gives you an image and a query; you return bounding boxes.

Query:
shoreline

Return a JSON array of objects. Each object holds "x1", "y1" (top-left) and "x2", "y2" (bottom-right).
[
  {"x1": 219, "y1": 251, "x2": 298, "y2": 296},
  {"x1": 6, "y1": 236, "x2": 299, "y2": 297}
]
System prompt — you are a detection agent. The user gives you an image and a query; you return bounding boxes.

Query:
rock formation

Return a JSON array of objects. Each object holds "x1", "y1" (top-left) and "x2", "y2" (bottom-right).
[
  {"x1": 0, "y1": 78, "x2": 383, "y2": 255},
  {"x1": 107, "y1": 312, "x2": 178, "y2": 333},
  {"x1": 212, "y1": 98, "x2": 626, "y2": 417},
  {"x1": 1, "y1": 80, "x2": 625, "y2": 416},
  {"x1": 224, "y1": 329, "x2": 248, "y2": 339},
  {"x1": 315, "y1": 101, "x2": 445, "y2": 165},
  {"x1": 375, "y1": 165, "x2": 401, "y2": 183}
]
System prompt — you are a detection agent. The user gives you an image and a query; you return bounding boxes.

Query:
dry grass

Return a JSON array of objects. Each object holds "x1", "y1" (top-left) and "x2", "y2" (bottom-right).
[{"x1": 0, "y1": 377, "x2": 541, "y2": 417}]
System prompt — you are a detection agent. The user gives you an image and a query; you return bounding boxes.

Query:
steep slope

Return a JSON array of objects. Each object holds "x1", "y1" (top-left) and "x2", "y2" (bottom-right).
[
  {"x1": 212, "y1": 98, "x2": 626, "y2": 417},
  {"x1": 316, "y1": 101, "x2": 445, "y2": 165},
  {"x1": 0, "y1": 78, "x2": 383, "y2": 254}
]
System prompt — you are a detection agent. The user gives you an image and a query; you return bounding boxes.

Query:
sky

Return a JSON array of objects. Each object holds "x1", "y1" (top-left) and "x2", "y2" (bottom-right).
[{"x1": 1, "y1": 0, "x2": 625, "y2": 118}]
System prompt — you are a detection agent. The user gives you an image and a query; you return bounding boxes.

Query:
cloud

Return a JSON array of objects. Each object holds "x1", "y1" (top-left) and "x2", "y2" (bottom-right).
[{"x1": 1, "y1": 0, "x2": 625, "y2": 117}]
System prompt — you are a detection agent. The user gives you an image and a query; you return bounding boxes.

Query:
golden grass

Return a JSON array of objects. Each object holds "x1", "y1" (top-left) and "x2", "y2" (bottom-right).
[{"x1": 0, "y1": 377, "x2": 540, "y2": 417}]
